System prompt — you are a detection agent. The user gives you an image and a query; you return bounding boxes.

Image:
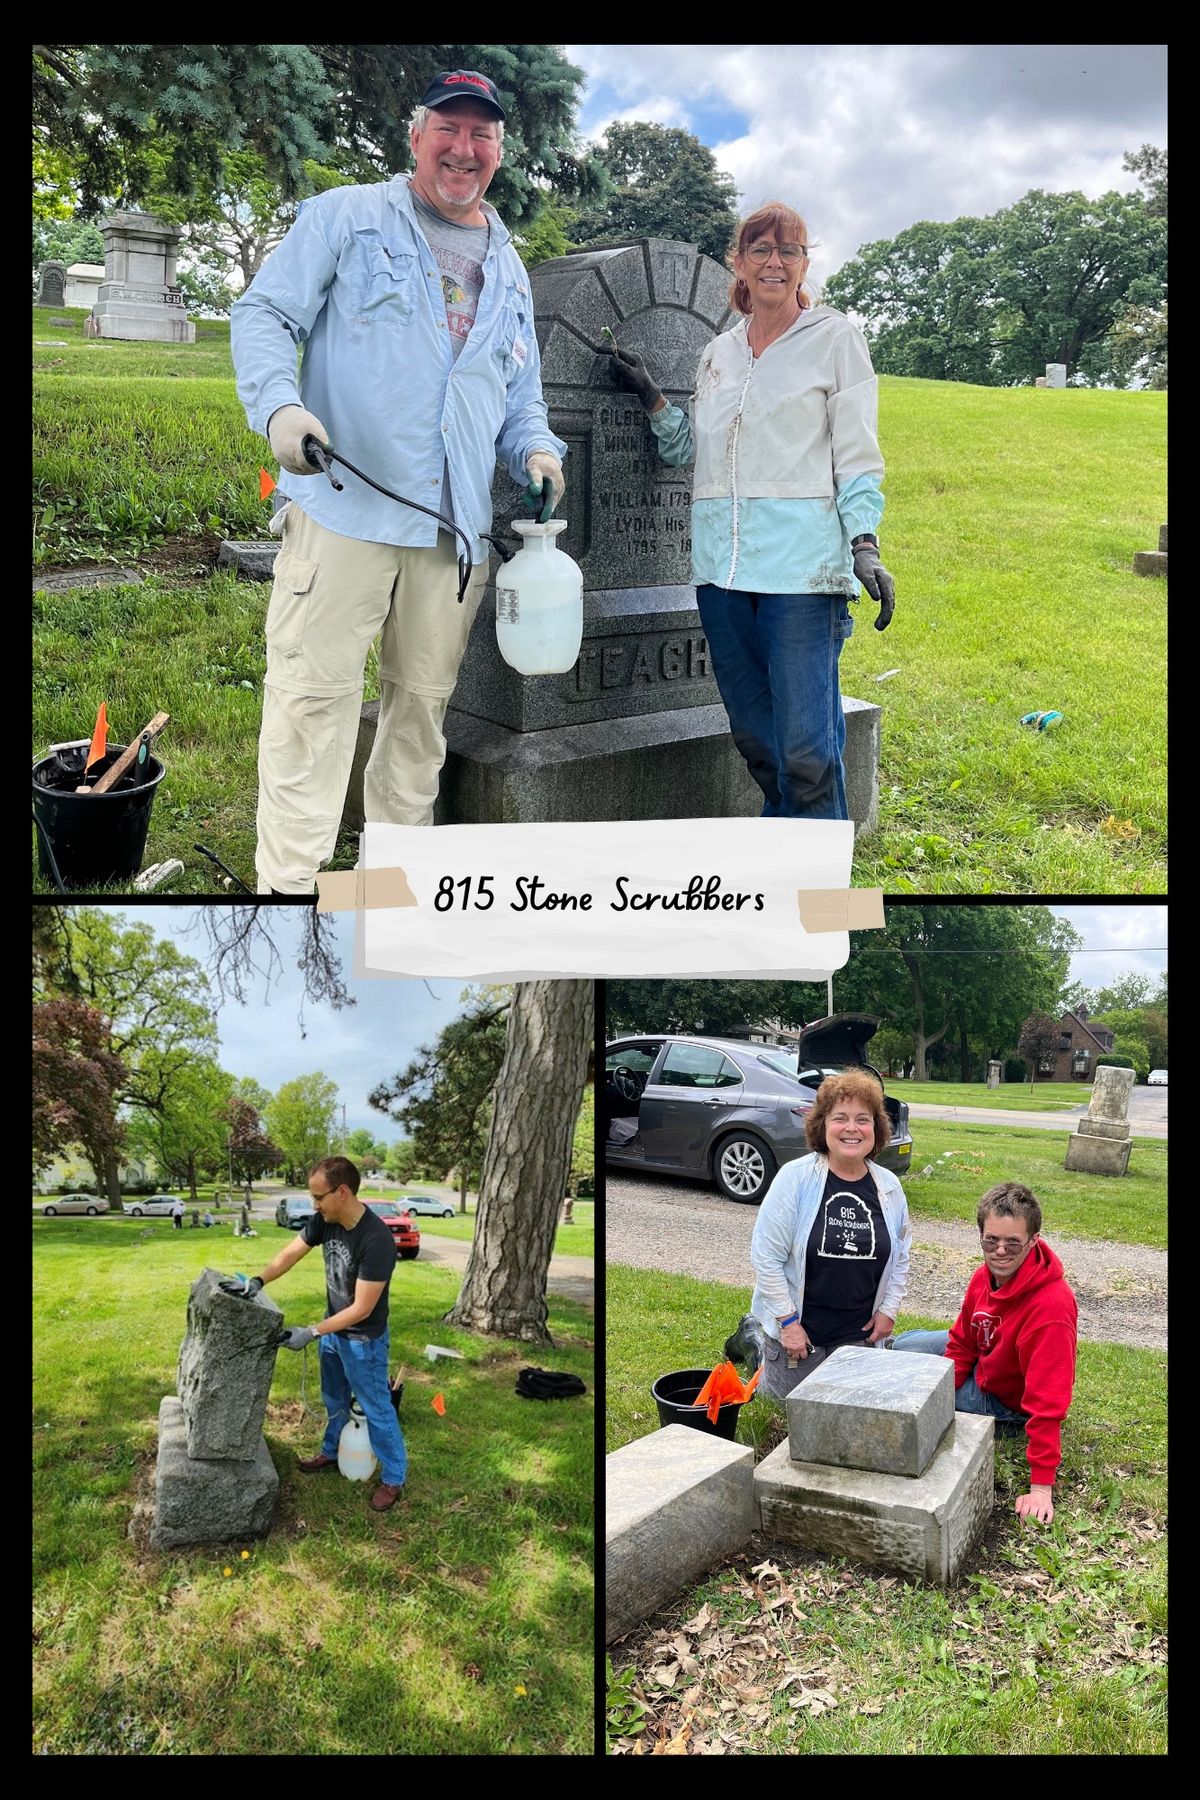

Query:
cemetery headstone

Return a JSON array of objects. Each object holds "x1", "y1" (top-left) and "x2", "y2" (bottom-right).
[
  {"x1": 1045, "y1": 363, "x2": 1067, "y2": 388},
  {"x1": 146, "y1": 1267, "x2": 282, "y2": 1549},
  {"x1": 986, "y1": 1059, "x2": 1002, "y2": 1089},
  {"x1": 64, "y1": 262, "x2": 104, "y2": 309},
  {"x1": 1064, "y1": 1062, "x2": 1135, "y2": 1176},
  {"x1": 91, "y1": 212, "x2": 195, "y2": 343},
  {"x1": 340, "y1": 238, "x2": 881, "y2": 833},
  {"x1": 35, "y1": 261, "x2": 66, "y2": 307}
]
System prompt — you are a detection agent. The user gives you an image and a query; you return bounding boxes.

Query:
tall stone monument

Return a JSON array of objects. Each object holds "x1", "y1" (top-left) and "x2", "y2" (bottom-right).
[
  {"x1": 146, "y1": 1268, "x2": 282, "y2": 1550},
  {"x1": 1064, "y1": 1063, "x2": 1135, "y2": 1176},
  {"x1": 343, "y1": 238, "x2": 881, "y2": 833},
  {"x1": 91, "y1": 212, "x2": 195, "y2": 343}
]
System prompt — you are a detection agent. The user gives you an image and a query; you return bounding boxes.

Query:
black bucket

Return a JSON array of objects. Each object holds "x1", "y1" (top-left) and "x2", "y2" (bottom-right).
[
  {"x1": 651, "y1": 1368, "x2": 743, "y2": 1441},
  {"x1": 33, "y1": 745, "x2": 166, "y2": 888}
]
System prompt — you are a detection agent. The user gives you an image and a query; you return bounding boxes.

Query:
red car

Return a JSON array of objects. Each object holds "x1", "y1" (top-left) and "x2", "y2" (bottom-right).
[{"x1": 364, "y1": 1200, "x2": 420, "y2": 1260}]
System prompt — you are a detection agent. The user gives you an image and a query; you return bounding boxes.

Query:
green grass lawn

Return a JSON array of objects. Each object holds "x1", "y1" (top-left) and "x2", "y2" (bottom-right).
[
  {"x1": 33, "y1": 325, "x2": 1164, "y2": 893},
  {"x1": 606, "y1": 1265, "x2": 1165, "y2": 1756},
  {"x1": 902, "y1": 1119, "x2": 1165, "y2": 1248},
  {"x1": 33, "y1": 1219, "x2": 593, "y2": 1755},
  {"x1": 886, "y1": 1078, "x2": 1095, "y2": 1111}
]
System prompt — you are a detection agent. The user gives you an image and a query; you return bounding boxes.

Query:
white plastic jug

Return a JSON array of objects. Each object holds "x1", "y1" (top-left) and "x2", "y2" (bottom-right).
[
  {"x1": 495, "y1": 520, "x2": 583, "y2": 675},
  {"x1": 337, "y1": 1400, "x2": 377, "y2": 1482}
]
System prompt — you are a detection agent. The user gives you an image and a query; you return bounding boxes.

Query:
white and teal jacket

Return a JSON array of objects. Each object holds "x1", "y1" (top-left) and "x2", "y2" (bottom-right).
[
  {"x1": 749, "y1": 1151, "x2": 912, "y2": 1339},
  {"x1": 649, "y1": 306, "x2": 885, "y2": 596}
]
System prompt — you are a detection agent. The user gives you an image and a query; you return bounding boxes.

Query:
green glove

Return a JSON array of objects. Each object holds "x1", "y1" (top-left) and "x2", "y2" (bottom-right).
[{"x1": 522, "y1": 451, "x2": 565, "y2": 523}]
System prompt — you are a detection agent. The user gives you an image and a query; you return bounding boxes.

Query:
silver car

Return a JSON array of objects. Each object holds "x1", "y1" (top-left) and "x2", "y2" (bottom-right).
[
  {"x1": 604, "y1": 1015, "x2": 913, "y2": 1205},
  {"x1": 126, "y1": 1194, "x2": 183, "y2": 1217},
  {"x1": 41, "y1": 1193, "x2": 111, "y2": 1216},
  {"x1": 392, "y1": 1194, "x2": 455, "y2": 1218}
]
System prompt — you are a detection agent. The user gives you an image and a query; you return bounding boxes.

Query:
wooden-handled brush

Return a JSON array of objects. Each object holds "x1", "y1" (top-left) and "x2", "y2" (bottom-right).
[{"x1": 76, "y1": 712, "x2": 170, "y2": 794}]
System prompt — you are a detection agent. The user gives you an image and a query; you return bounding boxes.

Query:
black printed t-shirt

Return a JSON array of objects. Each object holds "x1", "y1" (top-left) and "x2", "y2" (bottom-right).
[
  {"x1": 799, "y1": 1169, "x2": 891, "y2": 1349},
  {"x1": 301, "y1": 1205, "x2": 397, "y2": 1341}
]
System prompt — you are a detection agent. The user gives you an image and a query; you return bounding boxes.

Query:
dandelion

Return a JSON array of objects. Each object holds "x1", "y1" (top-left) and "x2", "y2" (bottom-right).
[
  {"x1": 240, "y1": 1550, "x2": 250, "y2": 1560},
  {"x1": 222, "y1": 1567, "x2": 232, "y2": 1577},
  {"x1": 514, "y1": 1684, "x2": 527, "y2": 1697}
]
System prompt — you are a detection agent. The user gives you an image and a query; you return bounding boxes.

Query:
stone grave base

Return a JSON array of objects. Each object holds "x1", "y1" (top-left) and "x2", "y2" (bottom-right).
[
  {"x1": 150, "y1": 1396, "x2": 279, "y2": 1551},
  {"x1": 606, "y1": 1425, "x2": 754, "y2": 1643},
  {"x1": 1064, "y1": 1132, "x2": 1132, "y2": 1176},
  {"x1": 754, "y1": 1414, "x2": 994, "y2": 1585},
  {"x1": 92, "y1": 305, "x2": 195, "y2": 343},
  {"x1": 341, "y1": 696, "x2": 880, "y2": 834}
]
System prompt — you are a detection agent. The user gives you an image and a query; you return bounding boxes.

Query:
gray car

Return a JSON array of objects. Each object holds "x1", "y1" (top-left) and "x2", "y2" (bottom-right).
[{"x1": 603, "y1": 1016, "x2": 913, "y2": 1205}]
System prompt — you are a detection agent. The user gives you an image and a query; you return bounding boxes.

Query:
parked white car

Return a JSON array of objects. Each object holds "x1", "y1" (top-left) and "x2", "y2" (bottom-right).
[
  {"x1": 393, "y1": 1193, "x2": 456, "y2": 1219},
  {"x1": 1148, "y1": 1069, "x2": 1168, "y2": 1086},
  {"x1": 41, "y1": 1194, "x2": 111, "y2": 1216},
  {"x1": 126, "y1": 1194, "x2": 184, "y2": 1217}
]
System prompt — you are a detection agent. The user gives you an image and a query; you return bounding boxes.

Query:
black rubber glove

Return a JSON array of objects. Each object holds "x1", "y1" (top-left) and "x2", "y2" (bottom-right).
[
  {"x1": 852, "y1": 540, "x2": 896, "y2": 631},
  {"x1": 218, "y1": 1274, "x2": 263, "y2": 1299},
  {"x1": 604, "y1": 343, "x2": 663, "y2": 412}
]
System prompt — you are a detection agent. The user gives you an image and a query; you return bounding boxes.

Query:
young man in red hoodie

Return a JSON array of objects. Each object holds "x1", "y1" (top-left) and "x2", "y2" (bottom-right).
[{"x1": 890, "y1": 1181, "x2": 1077, "y2": 1524}]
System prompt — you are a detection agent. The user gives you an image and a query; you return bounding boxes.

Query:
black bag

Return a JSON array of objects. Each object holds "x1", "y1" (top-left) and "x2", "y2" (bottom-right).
[{"x1": 515, "y1": 1366, "x2": 586, "y2": 1400}]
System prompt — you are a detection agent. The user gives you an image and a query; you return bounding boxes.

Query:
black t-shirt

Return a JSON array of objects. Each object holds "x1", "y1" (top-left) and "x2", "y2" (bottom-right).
[
  {"x1": 301, "y1": 1205, "x2": 397, "y2": 1340},
  {"x1": 800, "y1": 1169, "x2": 891, "y2": 1349}
]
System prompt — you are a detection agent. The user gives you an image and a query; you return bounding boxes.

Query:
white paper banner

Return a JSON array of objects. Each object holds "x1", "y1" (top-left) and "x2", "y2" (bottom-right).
[{"x1": 344, "y1": 819, "x2": 859, "y2": 980}]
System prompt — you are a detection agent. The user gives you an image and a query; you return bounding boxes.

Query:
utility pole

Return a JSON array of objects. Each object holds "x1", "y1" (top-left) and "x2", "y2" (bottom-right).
[{"x1": 340, "y1": 1103, "x2": 347, "y2": 1154}]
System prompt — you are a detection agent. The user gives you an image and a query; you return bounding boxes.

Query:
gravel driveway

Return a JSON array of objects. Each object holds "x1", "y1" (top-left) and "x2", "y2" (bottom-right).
[{"x1": 606, "y1": 1171, "x2": 1165, "y2": 1352}]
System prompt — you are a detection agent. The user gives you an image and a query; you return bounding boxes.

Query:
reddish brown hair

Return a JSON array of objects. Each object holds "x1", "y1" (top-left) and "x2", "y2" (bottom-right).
[
  {"x1": 729, "y1": 201, "x2": 814, "y2": 317},
  {"x1": 804, "y1": 1071, "x2": 891, "y2": 1162}
]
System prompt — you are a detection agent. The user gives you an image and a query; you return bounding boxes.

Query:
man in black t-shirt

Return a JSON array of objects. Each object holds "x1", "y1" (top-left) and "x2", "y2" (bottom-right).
[{"x1": 224, "y1": 1155, "x2": 407, "y2": 1510}]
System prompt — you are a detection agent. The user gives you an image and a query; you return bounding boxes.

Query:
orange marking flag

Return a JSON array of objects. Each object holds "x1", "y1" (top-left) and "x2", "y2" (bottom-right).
[
  {"x1": 431, "y1": 1393, "x2": 446, "y2": 1416},
  {"x1": 259, "y1": 468, "x2": 277, "y2": 500},
  {"x1": 693, "y1": 1360, "x2": 758, "y2": 1425},
  {"x1": 83, "y1": 702, "x2": 108, "y2": 773}
]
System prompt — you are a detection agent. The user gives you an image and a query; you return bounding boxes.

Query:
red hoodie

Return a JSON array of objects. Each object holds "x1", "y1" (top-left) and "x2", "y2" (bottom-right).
[{"x1": 944, "y1": 1237, "x2": 1077, "y2": 1486}]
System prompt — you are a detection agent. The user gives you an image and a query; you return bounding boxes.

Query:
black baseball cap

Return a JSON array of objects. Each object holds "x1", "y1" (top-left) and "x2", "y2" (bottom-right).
[{"x1": 420, "y1": 69, "x2": 506, "y2": 121}]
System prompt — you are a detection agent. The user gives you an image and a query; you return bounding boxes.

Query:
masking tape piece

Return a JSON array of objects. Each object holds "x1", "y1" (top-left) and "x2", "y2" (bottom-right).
[
  {"x1": 796, "y1": 888, "x2": 885, "y2": 933},
  {"x1": 316, "y1": 866, "x2": 418, "y2": 912}
]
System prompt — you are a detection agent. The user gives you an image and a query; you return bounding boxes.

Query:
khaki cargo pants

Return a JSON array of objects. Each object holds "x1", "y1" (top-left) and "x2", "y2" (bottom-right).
[{"x1": 257, "y1": 504, "x2": 486, "y2": 893}]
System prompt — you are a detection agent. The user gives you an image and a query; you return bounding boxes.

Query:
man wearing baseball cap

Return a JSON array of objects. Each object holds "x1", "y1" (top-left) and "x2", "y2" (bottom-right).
[{"x1": 232, "y1": 68, "x2": 567, "y2": 893}]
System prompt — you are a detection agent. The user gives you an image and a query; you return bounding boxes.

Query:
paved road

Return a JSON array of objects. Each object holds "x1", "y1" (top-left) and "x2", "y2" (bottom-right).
[
  {"x1": 905, "y1": 1086, "x2": 1166, "y2": 1138},
  {"x1": 606, "y1": 1169, "x2": 1165, "y2": 1351}
]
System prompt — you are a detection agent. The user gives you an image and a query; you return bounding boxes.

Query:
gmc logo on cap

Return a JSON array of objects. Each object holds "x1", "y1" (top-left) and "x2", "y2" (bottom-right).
[{"x1": 445, "y1": 74, "x2": 489, "y2": 91}]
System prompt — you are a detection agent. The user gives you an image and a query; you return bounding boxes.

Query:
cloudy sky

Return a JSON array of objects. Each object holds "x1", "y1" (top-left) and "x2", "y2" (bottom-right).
[{"x1": 566, "y1": 43, "x2": 1167, "y2": 279}]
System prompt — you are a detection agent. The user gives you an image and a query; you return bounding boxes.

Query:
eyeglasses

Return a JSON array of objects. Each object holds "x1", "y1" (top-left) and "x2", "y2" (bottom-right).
[
  {"x1": 980, "y1": 1236, "x2": 1030, "y2": 1255},
  {"x1": 745, "y1": 243, "x2": 807, "y2": 262}
]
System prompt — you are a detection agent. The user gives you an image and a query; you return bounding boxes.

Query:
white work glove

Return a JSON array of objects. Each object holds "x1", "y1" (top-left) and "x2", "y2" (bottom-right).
[
  {"x1": 523, "y1": 451, "x2": 565, "y2": 522},
  {"x1": 267, "y1": 405, "x2": 331, "y2": 476}
]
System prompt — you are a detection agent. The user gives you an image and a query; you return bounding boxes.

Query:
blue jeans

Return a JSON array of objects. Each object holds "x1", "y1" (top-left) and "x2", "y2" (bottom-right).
[
  {"x1": 318, "y1": 1329, "x2": 407, "y2": 1488},
  {"x1": 695, "y1": 586, "x2": 852, "y2": 819},
  {"x1": 890, "y1": 1329, "x2": 1028, "y2": 1427}
]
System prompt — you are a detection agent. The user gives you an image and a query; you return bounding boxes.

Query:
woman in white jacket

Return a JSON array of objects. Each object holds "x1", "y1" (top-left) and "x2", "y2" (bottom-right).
[
  {"x1": 749, "y1": 1070, "x2": 912, "y2": 1400},
  {"x1": 608, "y1": 201, "x2": 895, "y2": 821}
]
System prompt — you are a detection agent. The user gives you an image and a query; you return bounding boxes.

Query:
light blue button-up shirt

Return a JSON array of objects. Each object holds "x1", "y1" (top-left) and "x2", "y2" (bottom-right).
[
  {"x1": 649, "y1": 402, "x2": 884, "y2": 596},
  {"x1": 231, "y1": 175, "x2": 566, "y2": 562}
]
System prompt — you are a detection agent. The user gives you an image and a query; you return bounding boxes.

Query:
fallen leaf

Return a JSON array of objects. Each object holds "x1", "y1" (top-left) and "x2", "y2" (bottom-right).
[{"x1": 680, "y1": 1603, "x2": 714, "y2": 1635}]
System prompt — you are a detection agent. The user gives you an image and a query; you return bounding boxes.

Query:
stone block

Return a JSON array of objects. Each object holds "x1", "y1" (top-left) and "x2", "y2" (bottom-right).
[
  {"x1": 1064, "y1": 1132, "x2": 1132, "y2": 1176},
  {"x1": 606, "y1": 1425, "x2": 754, "y2": 1642},
  {"x1": 785, "y1": 1344, "x2": 954, "y2": 1477},
  {"x1": 755, "y1": 1414, "x2": 994, "y2": 1585},
  {"x1": 1132, "y1": 551, "x2": 1167, "y2": 577},
  {"x1": 1069, "y1": 1116, "x2": 1130, "y2": 1141},
  {"x1": 1159, "y1": 523, "x2": 1168, "y2": 553},
  {"x1": 33, "y1": 566, "x2": 143, "y2": 595},
  {"x1": 218, "y1": 540, "x2": 279, "y2": 581},
  {"x1": 150, "y1": 1396, "x2": 279, "y2": 1550},
  {"x1": 342, "y1": 694, "x2": 880, "y2": 836},
  {"x1": 176, "y1": 1268, "x2": 283, "y2": 1460},
  {"x1": 1086, "y1": 1063, "x2": 1134, "y2": 1123}
]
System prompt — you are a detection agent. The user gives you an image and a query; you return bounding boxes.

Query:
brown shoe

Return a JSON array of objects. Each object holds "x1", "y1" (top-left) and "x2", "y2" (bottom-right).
[
  {"x1": 298, "y1": 1452, "x2": 338, "y2": 1473},
  {"x1": 369, "y1": 1481, "x2": 404, "y2": 1511}
]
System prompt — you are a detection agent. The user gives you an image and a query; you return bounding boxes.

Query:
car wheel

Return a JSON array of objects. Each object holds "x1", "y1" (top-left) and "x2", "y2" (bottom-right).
[
  {"x1": 43, "y1": 1206, "x2": 57, "y2": 1216},
  {"x1": 441, "y1": 1209, "x2": 453, "y2": 1218},
  {"x1": 713, "y1": 1132, "x2": 777, "y2": 1204},
  {"x1": 86, "y1": 1206, "x2": 98, "y2": 1215},
  {"x1": 400, "y1": 1249, "x2": 419, "y2": 1260}
]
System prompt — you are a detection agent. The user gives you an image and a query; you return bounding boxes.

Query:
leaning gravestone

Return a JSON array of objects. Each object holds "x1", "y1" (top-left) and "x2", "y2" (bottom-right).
[
  {"x1": 90, "y1": 212, "x2": 195, "y2": 343},
  {"x1": 146, "y1": 1268, "x2": 282, "y2": 1550},
  {"x1": 35, "y1": 260, "x2": 66, "y2": 307},
  {"x1": 340, "y1": 238, "x2": 881, "y2": 833},
  {"x1": 1064, "y1": 1062, "x2": 1135, "y2": 1176}
]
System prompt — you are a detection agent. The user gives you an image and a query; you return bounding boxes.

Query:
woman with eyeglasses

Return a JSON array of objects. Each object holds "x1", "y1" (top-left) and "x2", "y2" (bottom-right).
[{"x1": 606, "y1": 201, "x2": 894, "y2": 821}]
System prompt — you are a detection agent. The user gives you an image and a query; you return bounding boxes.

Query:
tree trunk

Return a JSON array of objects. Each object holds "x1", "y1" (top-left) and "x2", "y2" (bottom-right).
[
  {"x1": 444, "y1": 981, "x2": 592, "y2": 1345},
  {"x1": 187, "y1": 1151, "x2": 198, "y2": 1203},
  {"x1": 102, "y1": 1148, "x2": 124, "y2": 1213},
  {"x1": 459, "y1": 1168, "x2": 468, "y2": 1214},
  {"x1": 958, "y1": 1016, "x2": 972, "y2": 1083}
]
